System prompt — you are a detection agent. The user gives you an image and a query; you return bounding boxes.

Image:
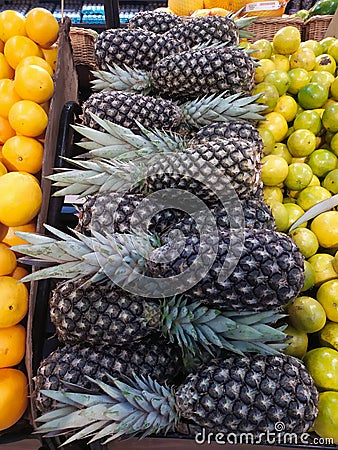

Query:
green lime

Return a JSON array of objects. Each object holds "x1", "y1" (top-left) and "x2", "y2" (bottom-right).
[
  {"x1": 302, "y1": 260, "x2": 316, "y2": 292},
  {"x1": 273, "y1": 94, "x2": 298, "y2": 122},
  {"x1": 314, "y1": 53, "x2": 337, "y2": 74},
  {"x1": 323, "y1": 168, "x2": 338, "y2": 194},
  {"x1": 254, "y1": 58, "x2": 276, "y2": 83},
  {"x1": 290, "y1": 47, "x2": 316, "y2": 71},
  {"x1": 259, "y1": 127, "x2": 275, "y2": 155},
  {"x1": 313, "y1": 391, "x2": 338, "y2": 444},
  {"x1": 307, "y1": 149, "x2": 338, "y2": 177},
  {"x1": 284, "y1": 163, "x2": 313, "y2": 191},
  {"x1": 264, "y1": 70, "x2": 291, "y2": 96},
  {"x1": 268, "y1": 201, "x2": 289, "y2": 232},
  {"x1": 303, "y1": 347, "x2": 338, "y2": 391},
  {"x1": 287, "y1": 129, "x2": 317, "y2": 157},
  {"x1": 330, "y1": 77, "x2": 338, "y2": 100},
  {"x1": 252, "y1": 82, "x2": 279, "y2": 113},
  {"x1": 310, "y1": 70, "x2": 335, "y2": 89},
  {"x1": 270, "y1": 53, "x2": 290, "y2": 71},
  {"x1": 288, "y1": 296, "x2": 326, "y2": 333},
  {"x1": 298, "y1": 83, "x2": 329, "y2": 109},
  {"x1": 271, "y1": 142, "x2": 292, "y2": 164},
  {"x1": 293, "y1": 109, "x2": 322, "y2": 135},
  {"x1": 283, "y1": 324, "x2": 308, "y2": 359},
  {"x1": 297, "y1": 185, "x2": 332, "y2": 210},
  {"x1": 319, "y1": 322, "x2": 338, "y2": 351},
  {"x1": 283, "y1": 202, "x2": 307, "y2": 228},
  {"x1": 320, "y1": 37, "x2": 337, "y2": 53},
  {"x1": 287, "y1": 68, "x2": 311, "y2": 95},
  {"x1": 300, "y1": 39, "x2": 324, "y2": 57},
  {"x1": 261, "y1": 155, "x2": 289, "y2": 186},
  {"x1": 263, "y1": 186, "x2": 284, "y2": 205},
  {"x1": 330, "y1": 131, "x2": 338, "y2": 156},
  {"x1": 322, "y1": 103, "x2": 338, "y2": 132},
  {"x1": 250, "y1": 39, "x2": 273, "y2": 60},
  {"x1": 290, "y1": 227, "x2": 319, "y2": 258}
]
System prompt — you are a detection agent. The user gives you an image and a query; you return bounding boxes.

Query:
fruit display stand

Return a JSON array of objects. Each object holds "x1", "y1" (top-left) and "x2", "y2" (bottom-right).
[
  {"x1": 303, "y1": 15, "x2": 334, "y2": 41},
  {"x1": 247, "y1": 17, "x2": 304, "y2": 42}
]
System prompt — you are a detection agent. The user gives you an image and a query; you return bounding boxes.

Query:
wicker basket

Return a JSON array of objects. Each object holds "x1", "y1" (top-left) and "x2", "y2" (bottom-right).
[
  {"x1": 69, "y1": 27, "x2": 98, "y2": 69},
  {"x1": 303, "y1": 15, "x2": 333, "y2": 41},
  {"x1": 247, "y1": 16, "x2": 304, "y2": 42}
]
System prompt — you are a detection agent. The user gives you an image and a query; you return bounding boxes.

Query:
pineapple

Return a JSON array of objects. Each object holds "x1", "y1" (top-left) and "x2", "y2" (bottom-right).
[
  {"x1": 92, "y1": 46, "x2": 256, "y2": 97},
  {"x1": 35, "y1": 353, "x2": 319, "y2": 443},
  {"x1": 163, "y1": 15, "x2": 255, "y2": 47},
  {"x1": 81, "y1": 91, "x2": 266, "y2": 134},
  {"x1": 50, "y1": 277, "x2": 286, "y2": 353},
  {"x1": 128, "y1": 10, "x2": 184, "y2": 33},
  {"x1": 34, "y1": 337, "x2": 183, "y2": 413},
  {"x1": 75, "y1": 193, "x2": 275, "y2": 237},
  {"x1": 14, "y1": 225, "x2": 304, "y2": 313},
  {"x1": 47, "y1": 133, "x2": 263, "y2": 203},
  {"x1": 94, "y1": 28, "x2": 189, "y2": 72}
]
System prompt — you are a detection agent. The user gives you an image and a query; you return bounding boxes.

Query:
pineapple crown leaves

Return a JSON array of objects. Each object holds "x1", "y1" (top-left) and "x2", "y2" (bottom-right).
[
  {"x1": 36, "y1": 373, "x2": 178, "y2": 445},
  {"x1": 13, "y1": 224, "x2": 157, "y2": 284},
  {"x1": 289, "y1": 193, "x2": 338, "y2": 231},
  {"x1": 71, "y1": 112, "x2": 186, "y2": 161},
  {"x1": 181, "y1": 91, "x2": 268, "y2": 127},
  {"x1": 162, "y1": 297, "x2": 288, "y2": 357},
  {"x1": 91, "y1": 63, "x2": 151, "y2": 94}
]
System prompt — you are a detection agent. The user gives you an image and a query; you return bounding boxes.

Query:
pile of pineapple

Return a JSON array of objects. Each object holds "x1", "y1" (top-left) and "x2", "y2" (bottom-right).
[{"x1": 13, "y1": 10, "x2": 327, "y2": 446}]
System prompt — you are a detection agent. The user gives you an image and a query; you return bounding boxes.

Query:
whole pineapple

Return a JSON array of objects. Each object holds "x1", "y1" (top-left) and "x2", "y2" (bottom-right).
[
  {"x1": 92, "y1": 46, "x2": 256, "y2": 97},
  {"x1": 14, "y1": 225, "x2": 304, "y2": 313},
  {"x1": 128, "y1": 10, "x2": 184, "y2": 33},
  {"x1": 35, "y1": 353, "x2": 319, "y2": 443},
  {"x1": 75, "y1": 193, "x2": 275, "y2": 237},
  {"x1": 81, "y1": 91, "x2": 265, "y2": 135},
  {"x1": 34, "y1": 337, "x2": 183, "y2": 413},
  {"x1": 94, "y1": 28, "x2": 189, "y2": 71},
  {"x1": 50, "y1": 276, "x2": 286, "y2": 353}
]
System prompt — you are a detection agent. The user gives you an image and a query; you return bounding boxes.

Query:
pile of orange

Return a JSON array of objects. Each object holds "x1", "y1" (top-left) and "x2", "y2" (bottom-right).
[{"x1": 0, "y1": 6, "x2": 59, "y2": 431}]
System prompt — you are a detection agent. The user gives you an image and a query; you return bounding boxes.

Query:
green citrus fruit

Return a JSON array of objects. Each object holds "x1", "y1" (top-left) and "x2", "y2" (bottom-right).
[
  {"x1": 264, "y1": 70, "x2": 291, "y2": 96},
  {"x1": 270, "y1": 53, "x2": 290, "y2": 71},
  {"x1": 330, "y1": 77, "x2": 338, "y2": 100},
  {"x1": 320, "y1": 37, "x2": 337, "y2": 53},
  {"x1": 250, "y1": 39, "x2": 273, "y2": 60},
  {"x1": 308, "y1": 253, "x2": 338, "y2": 285},
  {"x1": 284, "y1": 163, "x2": 313, "y2": 191},
  {"x1": 254, "y1": 58, "x2": 276, "y2": 83},
  {"x1": 322, "y1": 103, "x2": 338, "y2": 132},
  {"x1": 313, "y1": 391, "x2": 338, "y2": 443},
  {"x1": 287, "y1": 129, "x2": 317, "y2": 157},
  {"x1": 259, "y1": 127, "x2": 275, "y2": 155},
  {"x1": 300, "y1": 39, "x2": 324, "y2": 57},
  {"x1": 310, "y1": 70, "x2": 335, "y2": 89},
  {"x1": 287, "y1": 68, "x2": 311, "y2": 95},
  {"x1": 323, "y1": 169, "x2": 338, "y2": 194},
  {"x1": 273, "y1": 94, "x2": 298, "y2": 122},
  {"x1": 271, "y1": 142, "x2": 292, "y2": 163},
  {"x1": 261, "y1": 155, "x2": 289, "y2": 186},
  {"x1": 330, "y1": 131, "x2": 338, "y2": 155},
  {"x1": 290, "y1": 47, "x2": 316, "y2": 71},
  {"x1": 272, "y1": 26, "x2": 301, "y2": 55},
  {"x1": 283, "y1": 324, "x2": 308, "y2": 359},
  {"x1": 307, "y1": 149, "x2": 338, "y2": 177},
  {"x1": 314, "y1": 53, "x2": 337, "y2": 74},
  {"x1": 293, "y1": 109, "x2": 322, "y2": 135},
  {"x1": 288, "y1": 295, "x2": 326, "y2": 333},
  {"x1": 263, "y1": 186, "x2": 284, "y2": 205},
  {"x1": 319, "y1": 322, "x2": 338, "y2": 351},
  {"x1": 258, "y1": 112, "x2": 288, "y2": 143},
  {"x1": 302, "y1": 260, "x2": 316, "y2": 292},
  {"x1": 284, "y1": 202, "x2": 307, "y2": 228},
  {"x1": 303, "y1": 347, "x2": 338, "y2": 391},
  {"x1": 268, "y1": 201, "x2": 289, "y2": 231},
  {"x1": 298, "y1": 83, "x2": 329, "y2": 109},
  {"x1": 297, "y1": 185, "x2": 331, "y2": 210},
  {"x1": 311, "y1": 211, "x2": 338, "y2": 249},
  {"x1": 290, "y1": 227, "x2": 319, "y2": 258},
  {"x1": 252, "y1": 82, "x2": 279, "y2": 113}
]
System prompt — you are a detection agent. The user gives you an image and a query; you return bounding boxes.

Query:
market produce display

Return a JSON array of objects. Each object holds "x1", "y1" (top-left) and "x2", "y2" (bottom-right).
[{"x1": 0, "y1": 7, "x2": 58, "y2": 433}]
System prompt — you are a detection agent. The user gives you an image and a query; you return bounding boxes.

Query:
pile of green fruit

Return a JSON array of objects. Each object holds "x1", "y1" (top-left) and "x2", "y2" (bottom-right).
[{"x1": 248, "y1": 25, "x2": 338, "y2": 443}]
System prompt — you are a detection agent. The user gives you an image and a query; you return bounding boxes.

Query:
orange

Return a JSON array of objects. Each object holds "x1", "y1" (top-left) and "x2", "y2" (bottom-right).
[
  {"x1": 0, "y1": 54, "x2": 14, "y2": 79},
  {"x1": 0, "y1": 243, "x2": 16, "y2": 276},
  {"x1": 41, "y1": 44, "x2": 58, "y2": 72},
  {"x1": 0, "y1": 79, "x2": 21, "y2": 119},
  {"x1": 8, "y1": 100, "x2": 48, "y2": 137},
  {"x1": 14, "y1": 64, "x2": 54, "y2": 104},
  {"x1": 0, "y1": 276, "x2": 28, "y2": 327},
  {"x1": 0, "y1": 161, "x2": 7, "y2": 176},
  {"x1": 0, "y1": 10, "x2": 26, "y2": 42},
  {"x1": 11, "y1": 266, "x2": 29, "y2": 281},
  {"x1": 0, "y1": 116, "x2": 15, "y2": 144},
  {"x1": 4, "y1": 35, "x2": 43, "y2": 69},
  {"x1": 168, "y1": 0, "x2": 204, "y2": 15},
  {"x1": 0, "y1": 223, "x2": 7, "y2": 241},
  {"x1": 2, "y1": 135, "x2": 44, "y2": 174},
  {"x1": 16, "y1": 55, "x2": 53, "y2": 76},
  {"x1": 25, "y1": 8, "x2": 59, "y2": 48},
  {"x1": 0, "y1": 324, "x2": 26, "y2": 368},
  {"x1": 0, "y1": 368, "x2": 28, "y2": 431},
  {"x1": 0, "y1": 172, "x2": 42, "y2": 227},
  {"x1": 2, "y1": 222, "x2": 36, "y2": 247}
]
